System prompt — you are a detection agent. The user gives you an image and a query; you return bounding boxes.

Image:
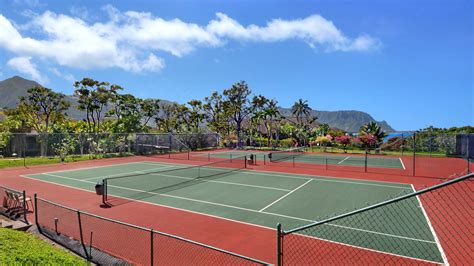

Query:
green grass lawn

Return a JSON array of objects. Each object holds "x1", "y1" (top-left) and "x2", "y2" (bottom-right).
[
  {"x1": 0, "y1": 153, "x2": 134, "y2": 169},
  {"x1": 0, "y1": 228, "x2": 87, "y2": 265}
]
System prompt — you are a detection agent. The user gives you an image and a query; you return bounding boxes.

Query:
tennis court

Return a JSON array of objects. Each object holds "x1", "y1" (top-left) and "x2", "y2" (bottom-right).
[
  {"x1": 23, "y1": 160, "x2": 442, "y2": 263},
  {"x1": 200, "y1": 150, "x2": 405, "y2": 169}
]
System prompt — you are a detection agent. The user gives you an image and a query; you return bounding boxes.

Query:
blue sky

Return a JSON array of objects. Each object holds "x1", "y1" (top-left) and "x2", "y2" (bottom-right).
[{"x1": 0, "y1": 0, "x2": 472, "y2": 131}]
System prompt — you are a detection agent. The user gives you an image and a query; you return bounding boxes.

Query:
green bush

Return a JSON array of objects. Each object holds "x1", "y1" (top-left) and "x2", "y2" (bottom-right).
[{"x1": 0, "y1": 228, "x2": 87, "y2": 265}]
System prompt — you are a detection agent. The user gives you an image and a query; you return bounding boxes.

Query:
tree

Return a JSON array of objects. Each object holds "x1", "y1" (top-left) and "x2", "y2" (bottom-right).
[
  {"x1": 223, "y1": 81, "x2": 253, "y2": 148},
  {"x1": 203, "y1": 92, "x2": 230, "y2": 137},
  {"x1": 142, "y1": 99, "x2": 161, "y2": 127},
  {"x1": 262, "y1": 99, "x2": 282, "y2": 147},
  {"x1": 155, "y1": 103, "x2": 180, "y2": 132},
  {"x1": 291, "y1": 98, "x2": 312, "y2": 125},
  {"x1": 108, "y1": 94, "x2": 143, "y2": 133},
  {"x1": 16, "y1": 87, "x2": 70, "y2": 156},
  {"x1": 74, "y1": 78, "x2": 121, "y2": 133},
  {"x1": 187, "y1": 100, "x2": 206, "y2": 132},
  {"x1": 335, "y1": 135, "x2": 353, "y2": 153},
  {"x1": 359, "y1": 122, "x2": 387, "y2": 147}
]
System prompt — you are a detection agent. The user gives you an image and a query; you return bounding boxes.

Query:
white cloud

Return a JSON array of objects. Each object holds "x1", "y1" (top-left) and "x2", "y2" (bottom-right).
[
  {"x1": 0, "y1": 6, "x2": 381, "y2": 74},
  {"x1": 49, "y1": 67, "x2": 76, "y2": 83},
  {"x1": 7, "y1": 56, "x2": 48, "y2": 84},
  {"x1": 70, "y1": 6, "x2": 93, "y2": 21}
]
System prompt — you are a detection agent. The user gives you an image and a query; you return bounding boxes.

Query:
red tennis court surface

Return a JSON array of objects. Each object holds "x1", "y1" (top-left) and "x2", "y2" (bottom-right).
[{"x1": 1, "y1": 153, "x2": 472, "y2": 264}]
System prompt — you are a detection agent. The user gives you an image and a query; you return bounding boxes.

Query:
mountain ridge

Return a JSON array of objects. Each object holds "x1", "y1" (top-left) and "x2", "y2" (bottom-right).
[{"x1": 0, "y1": 76, "x2": 395, "y2": 132}]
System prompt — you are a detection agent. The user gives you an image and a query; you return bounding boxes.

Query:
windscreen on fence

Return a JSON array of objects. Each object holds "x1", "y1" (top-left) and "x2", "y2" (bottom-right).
[
  {"x1": 35, "y1": 196, "x2": 268, "y2": 265},
  {"x1": 277, "y1": 173, "x2": 473, "y2": 265}
]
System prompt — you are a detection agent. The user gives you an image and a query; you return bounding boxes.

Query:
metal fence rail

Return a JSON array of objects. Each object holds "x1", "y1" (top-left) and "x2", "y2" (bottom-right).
[
  {"x1": 0, "y1": 185, "x2": 29, "y2": 224},
  {"x1": 34, "y1": 195, "x2": 268, "y2": 265},
  {"x1": 277, "y1": 172, "x2": 473, "y2": 265}
]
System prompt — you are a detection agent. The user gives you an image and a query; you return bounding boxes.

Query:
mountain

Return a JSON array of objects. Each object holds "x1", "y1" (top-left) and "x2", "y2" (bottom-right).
[{"x1": 0, "y1": 76, "x2": 395, "y2": 132}]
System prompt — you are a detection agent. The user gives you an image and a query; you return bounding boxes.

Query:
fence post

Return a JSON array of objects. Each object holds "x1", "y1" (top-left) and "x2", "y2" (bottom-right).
[
  {"x1": 277, "y1": 223, "x2": 283, "y2": 266},
  {"x1": 244, "y1": 156, "x2": 247, "y2": 169},
  {"x1": 22, "y1": 190, "x2": 28, "y2": 224},
  {"x1": 413, "y1": 132, "x2": 416, "y2": 176},
  {"x1": 264, "y1": 154, "x2": 266, "y2": 165},
  {"x1": 401, "y1": 133, "x2": 404, "y2": 156},
  {"x1": 364, "y1": 150, "x2": 368, "y2": 173},
  {"x1": 34, "y1": 194, "x2": 42, "y2": 233},
  {"x1": 150, "y1": 229, "x2": 154, "y2": 266},
  {"x1": 77, "y1": 211, "x2": 90, "y2": 260},
  {"x1": 467, "y1": 135, "x2": 470, "y2": 173}
]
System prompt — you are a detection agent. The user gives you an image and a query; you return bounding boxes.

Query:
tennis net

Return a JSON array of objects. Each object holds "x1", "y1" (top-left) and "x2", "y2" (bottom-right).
[
  {"x1": 269, "y1": 147, "x2": 306, "y2": 162},
  {"x1": 102, "y1": 155, "x2": 248, "y2": 204}
]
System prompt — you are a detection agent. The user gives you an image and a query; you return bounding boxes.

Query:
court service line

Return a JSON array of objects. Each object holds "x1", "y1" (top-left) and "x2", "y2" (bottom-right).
[
  {"x1": 83, "y1": 165, "x2": 180, "y2": 181},
  {"x1": 151, "y1": 173, "x2": 291, "y2": 192},
  {"x1": 40, "y1": 162, "x2": 148, "y2": 175},
  {"x1": 34, "y1": 172, "x2": 436, "y2": 245},
  {"x1": 258, "y1": 179, "x2": 312, "y2": 212},
  {"x1": 411, "y1": 185, "x2": 448, "y2": 264},
  {"x1": 21, "y1": 174, "x2": 439, "y2": 266},
  {"x1": 399, "y1": 158, "x2": 406, "y2": 170},
  {"x1": 337, "y1": 156, "x2": 351, "y2": 164}
]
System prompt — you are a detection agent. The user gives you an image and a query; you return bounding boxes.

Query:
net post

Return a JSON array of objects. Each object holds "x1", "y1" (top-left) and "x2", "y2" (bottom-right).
[
  {"x1": 325, "y1": 157, "x2": 328, "y2": 170},
  {"x1": 150, "y1": 228, "x2": 154, "y2": 265},
  {"x1": 102, "y1": 179, "x2": 107, "y2": 205},
  {"x1": 188, "y1": 150, "x2": 190, "y2": 160},
  {"x1": 208, "y1": 153, "x2": 210, "y2": 161},
  {"x1": 292, "y1": 156, "x2": 295, "y2": 167},
  {"x1": 77, "y1": 210, "x2": 90, "y2": 260},
  {"x1": 263, "y1": 154, "x2": 266, "y2": 165},
  {"x1": 22, "y1": 190, "x2": 28, "y2": 224},
  {"x1": 401, "y1": 133, "x2": 404, "y2": 156},
  {"x1": 277, "y1": 223, "x2": 282, "y2": 266},
  {"x1": 244, "y1": 155, "x2": 247, "y2": 169},
  {"x1": 230, "y1": 153, "x2": 233, "y2": 163}
]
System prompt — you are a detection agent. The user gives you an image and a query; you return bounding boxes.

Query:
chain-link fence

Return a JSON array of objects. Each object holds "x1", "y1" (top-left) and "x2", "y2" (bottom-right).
[
  {"x1": 34, "y1": 195, "x2": 268, "y2": 265},
  {"x1": 277, "y1": 172, "x2": 473, "y2": 265},
  {"x1": 0, "y1": 185, "x2": 30, "y2": 224},
  {"x1": 0, "y1": 132, "x2": 220, "y2": 165}
]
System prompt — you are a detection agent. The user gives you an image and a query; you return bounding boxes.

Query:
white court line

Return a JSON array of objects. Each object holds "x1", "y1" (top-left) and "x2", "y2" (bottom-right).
[
  {"x1": 31, "y1": 172, "x2": 437, "y2": 245},
  {"x1": 259, "y1": 179, "x2": 312, "y2": 212},
  {"x1": 22, "y1": 174, "x2": 441, "y2": 266},
  {"x1": 399, "y1": 158, "x2": 406, "y2": 170},
  {"x1": 140, "y1": 161, "x2": 411, "y2": 190},
  {"x1": 411, "y1": 185, "x2": 448, "y2": 265},
  {"x1": 39, "y1": 162, "x2": 146, "y2": 175},
  {"x1": 150, "y1": 173, "x2": 291, "y2": 192},
  {"x1": 337, "y1": 156, "x2": 351, "y2": 164},
  {"x1": 83, "y1": 165, "x2": 181, "y2": 181}
]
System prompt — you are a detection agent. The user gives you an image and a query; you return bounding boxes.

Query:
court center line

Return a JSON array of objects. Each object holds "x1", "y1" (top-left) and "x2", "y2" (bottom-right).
[
  {"x1": 258, "y1": 179, "x2": 312, "y2": 212},
  {"x1": 337, "y1": 156, "x2": 351, "y2": 164},
  {"x1": 21, "y1": 173, "x2": 439, "y2": 265},
  {"x1": 35, "y1": 172, "x2": 436, "y2": 245}
]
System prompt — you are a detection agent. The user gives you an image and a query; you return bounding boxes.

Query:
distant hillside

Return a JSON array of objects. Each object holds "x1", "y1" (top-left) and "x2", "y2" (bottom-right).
[
  {"x1": 278, "y1": 108, "x2": 394, "y2": 133},
  {"x1": 0, "y1": 76, "x2": 395, "y2": 132}
]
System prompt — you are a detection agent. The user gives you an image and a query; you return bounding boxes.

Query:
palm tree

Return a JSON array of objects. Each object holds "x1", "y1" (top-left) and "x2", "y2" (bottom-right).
[
  {"x1": 291, "y1": 99, "x2": 312, "y2": 125},
  {"x1": 262, "y1": 100, "x2": 282, "y2": 147},
  {"x1": 360, "y1": 121, "x2": 387, "y2": 145}
]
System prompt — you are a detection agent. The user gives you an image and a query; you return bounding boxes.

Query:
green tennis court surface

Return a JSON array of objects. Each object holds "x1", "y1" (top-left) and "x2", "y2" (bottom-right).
[
  {"x1": 200, "y1": 151, "x2": 405, "y2": 169},
  {"x1": 25, "y1": 161, "x2": 441, "y2": 263}
]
